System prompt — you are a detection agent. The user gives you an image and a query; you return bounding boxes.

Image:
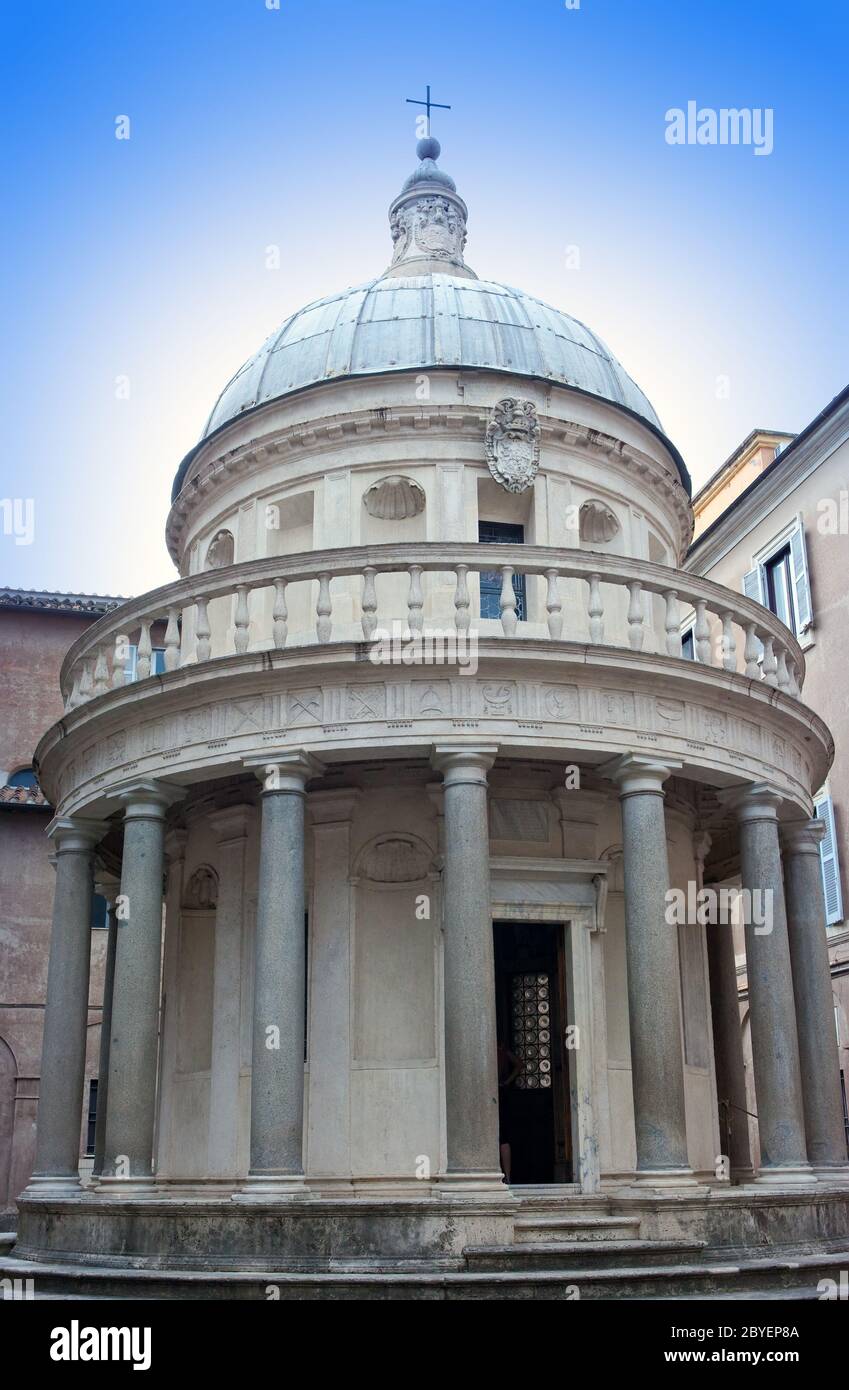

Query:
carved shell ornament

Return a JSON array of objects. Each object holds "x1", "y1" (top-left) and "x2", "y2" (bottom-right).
[
  {"x1": 579, "y1": 499, "x2": 621, "y2": 544},
  {"x1": 485, "y1": 398, "x2": 541, "y2": 494},
  {"x1": 363, "y1": 475, "x2": 426, "y2": 520},
  {"x1": 205, "y1": 529, "x2": 235, "y2": 570}
]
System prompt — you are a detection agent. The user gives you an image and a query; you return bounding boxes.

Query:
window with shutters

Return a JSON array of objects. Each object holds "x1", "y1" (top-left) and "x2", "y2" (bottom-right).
[
  {"x1": 815, "y1": 793, "x2": 844, "y2": 925},
  {"x1": 743, "y1": 515, "x2": 813, "y2": 639}
]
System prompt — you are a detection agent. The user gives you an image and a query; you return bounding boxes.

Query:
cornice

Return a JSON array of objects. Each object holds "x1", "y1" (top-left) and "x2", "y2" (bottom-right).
[
  {"x1": 166, "y1": 403, "x2": 692, "y2": 566},
  {"x1": 688, "y1": 396, "x2": 849, "y2": 573}
]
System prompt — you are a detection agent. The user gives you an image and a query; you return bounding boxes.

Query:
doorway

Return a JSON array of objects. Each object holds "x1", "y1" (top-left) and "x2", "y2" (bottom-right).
[{"x1": 493, "y1": 921, "x2": 571, "y2": 1184}]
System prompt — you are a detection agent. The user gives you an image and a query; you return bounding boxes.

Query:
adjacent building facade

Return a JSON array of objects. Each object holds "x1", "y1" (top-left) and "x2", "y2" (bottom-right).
[{"x1": 0, "y1": 589, "x2": 123, "y2": 1217}]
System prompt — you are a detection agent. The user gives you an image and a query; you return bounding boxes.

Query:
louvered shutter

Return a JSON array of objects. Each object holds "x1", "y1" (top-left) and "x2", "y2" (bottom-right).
[
  {"x1": 815, "y1": 796, "x2": 844, "y2": 925},
  {"x1": 743, "y1": 566, "x2": 765, "y2": 604},
  {"x1": 789, "y1": 518, "x2": 813, "y2": 632}
]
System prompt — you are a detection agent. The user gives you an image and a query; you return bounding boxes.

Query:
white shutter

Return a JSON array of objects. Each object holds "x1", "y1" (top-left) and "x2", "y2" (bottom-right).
[
  {"x1": 815, "y1": 796, "x2": 844, "y2": 925},
  {"x1": 743, "y1": 566, "x2": 765, "y2": 605},
  {"x1": 789, "y1": 518, "x2": 813, "y2": 632}
]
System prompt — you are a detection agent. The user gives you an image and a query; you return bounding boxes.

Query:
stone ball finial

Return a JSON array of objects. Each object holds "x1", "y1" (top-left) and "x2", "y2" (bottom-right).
[{"x1": 416, "y1": 136, "x2": 441, "y2": 162}]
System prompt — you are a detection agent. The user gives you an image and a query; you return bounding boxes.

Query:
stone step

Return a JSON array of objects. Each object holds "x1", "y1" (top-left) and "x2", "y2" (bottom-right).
[
  {"x1": 465, "y1": 1238, "x2": 707, "y2": 1271},
  {"x1": 513, "y1": 1214, "x2": 641, "y2": 1243},
  {"x1": 2, "y1": 1250, "x2": 845, "y2": 1301}
]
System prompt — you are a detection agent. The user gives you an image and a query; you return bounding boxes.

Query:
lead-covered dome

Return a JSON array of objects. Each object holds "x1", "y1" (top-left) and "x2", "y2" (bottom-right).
[
  {"x1": 200, "y1": 274, "x2": 661, "y2": 440},
  {"x1": 175, "y1": 135, "x2": 670, "y2": 500}
]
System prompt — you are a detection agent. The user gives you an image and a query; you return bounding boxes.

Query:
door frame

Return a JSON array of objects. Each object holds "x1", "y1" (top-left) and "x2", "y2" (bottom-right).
[{"x1": 490, "y1": 856, "x2": 610, "y2": 1192}]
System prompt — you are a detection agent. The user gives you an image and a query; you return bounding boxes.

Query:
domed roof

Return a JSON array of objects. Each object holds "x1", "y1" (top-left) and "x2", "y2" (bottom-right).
[
  {"x1": 200, "y1": 274, "x2": 661, "y2": 441},
  {"x1": 174, "y1": 137, "x2": 683, "y2": 500}
]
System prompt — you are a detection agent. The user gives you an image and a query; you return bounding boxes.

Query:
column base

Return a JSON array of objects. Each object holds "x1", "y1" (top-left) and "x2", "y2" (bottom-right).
[
  {"x1": 434, "y1": 1170, "x2": 514, "y2": 1198},
  {"x1": 232, "y1": 1173, "x2": 310, "y2": 1202},
  {"x1": 813, "y1": 1164, "x2": 849, "y2": 1185},
  {"x1": 623, "y1": 1168, "x2": 702, "y2": 1192},
  {"x1": 746, "y1": 1164, "x2": 817, "y2": 1187},
  {"x1": 21, "y1": 1173, "x2": 84, "y2": 1198},
  {"x1": 93, "y1": 1174, "x2": 159, "y2": 1198}
]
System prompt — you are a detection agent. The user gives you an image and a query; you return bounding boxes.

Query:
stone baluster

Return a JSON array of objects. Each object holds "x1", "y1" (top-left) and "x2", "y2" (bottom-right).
[
  {"x1": 664, "y1": 590, "x2": 682, "y2": 657},
  {"x1": 92, "y1": 645, "x2": 110, "y2": 697},
  {"x1": 499, "y1": 566, "x2": 518, "y2": 636},
  {"x1": 694, "y1": 600, "x2": 711, "y2": 663},
  {"x1": 272, "y1": 579, "x2": 288, "y2": 649},
  {"x1": 79, "y1": 658, "x2": 94, "y2": 702},
  {"x1": 164, "y1": 606, "x2": 181, "y2": 671},
  {"x1": 761, "y1": 634, "x2": 778, "y2": 686},
  {"x1": 786, "y1": 657, "x2": 800, "y2": 697},
  {"x1": 195, "y1": 596, "x2": 211, "y2": 662},
  {"x1": 546, "y1": 568, "x2": 563, "y2": 640},
  {"x1": 626, "y1": 580, "x2": 644, "y2": 651},
  {"x1": 776, "y1": 646, "x2": 791, "y2": 692},
  {"x1": 744, "y1": 622, "x2": 760, "y2": 678},
  {"x1": 65, "y1": 666, "x2": 82, "y2": 710},
  {"x1": 137, "y1": 619, "x2": 152, "y2": 679},
  {"x1": 316, "y1": 573, "x2": 332, "y2": 642},
  {"x1": 407, "y1": 565, "x2": 424, "y2": 635},
  {"x1": 587, "y1": 573, "x2": 604, "y2": 644},
  {"x1": 112, "y1": 633, "x2": 129, "y2": 689},
  {"x1": 233, "y1": 584, "x2": 250, "y2": 654},
  {"x1": 721, "y1": 612, "x2": 737, "y2": 672},
  {"x1": 361, "y1": 567, "x2": 378, "y2": 640},
  {"x1": 453, "y1": 564, "x2": 470, "y2": 635}
]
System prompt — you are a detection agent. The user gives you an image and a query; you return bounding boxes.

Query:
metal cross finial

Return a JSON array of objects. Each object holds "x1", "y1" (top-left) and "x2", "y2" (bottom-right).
[{"x1": 406, "y1": 85, "x2": 451, "y2": 134}]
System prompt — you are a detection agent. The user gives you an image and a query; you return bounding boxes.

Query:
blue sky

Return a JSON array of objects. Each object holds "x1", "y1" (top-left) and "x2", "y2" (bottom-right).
[{"x1": 2, "y1": 0, "x2": 847, "y2": 596}]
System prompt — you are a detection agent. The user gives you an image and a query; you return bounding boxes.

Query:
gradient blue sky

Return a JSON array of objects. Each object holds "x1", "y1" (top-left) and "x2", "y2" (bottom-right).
[{"x1": 2, "y1": 0, "x2": 847, "y2": 597}]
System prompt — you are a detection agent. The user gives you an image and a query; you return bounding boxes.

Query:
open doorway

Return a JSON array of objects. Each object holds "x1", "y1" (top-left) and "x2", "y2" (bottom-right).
[{"x1": 493, "y1": 921, "x2": 572, "y2": 1184}]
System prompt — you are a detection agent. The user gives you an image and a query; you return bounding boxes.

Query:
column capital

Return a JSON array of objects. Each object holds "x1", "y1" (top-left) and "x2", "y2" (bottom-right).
[
  {"x1": 245, "y1": 749, "x2": 325, "y2": 795},
  {"x1": 93, "y1": 869, "x2": 121, "y2": 902},
  {"x1": 116, "y1": 778, "x2": 185, "y2": 821},
  {"x1": 604, "y1": 754, "x2": 681, "y2": 798},
  {"x1": 719, "y1": 781, "x2": 784, "y2": 824},
  {"x1": 46, "y1": 815, "x2": 110, "y2": 852},
  {"x1": 431, "y1": 742, "x2": 498, "y2": 787},
  {"x1": 781, "y1": 817, "x2": 826, "y2": 856},
  {"x1": 208, "y1": 803, "x2": 256, "y2": 844}
]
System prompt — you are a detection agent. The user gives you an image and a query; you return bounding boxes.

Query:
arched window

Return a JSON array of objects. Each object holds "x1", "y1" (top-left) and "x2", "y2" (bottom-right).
[{"x1": 8, "y1": 767, "x2": 38, "y2": 789}]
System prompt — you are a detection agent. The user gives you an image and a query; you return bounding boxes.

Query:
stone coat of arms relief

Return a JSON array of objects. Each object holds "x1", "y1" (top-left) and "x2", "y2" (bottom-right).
[{"x1": 485, "y1": 397, "x2": 541, "y2": 493}]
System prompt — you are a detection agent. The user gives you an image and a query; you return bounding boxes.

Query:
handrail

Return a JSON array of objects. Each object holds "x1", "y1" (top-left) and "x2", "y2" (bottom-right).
[{"x1": 59, "y1": 543, "x2": 806, "y2": 710}]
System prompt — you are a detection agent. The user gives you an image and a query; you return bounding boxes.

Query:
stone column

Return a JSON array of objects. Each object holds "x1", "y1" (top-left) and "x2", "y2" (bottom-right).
[
  {"x1": 431, "y1": 744, "x2": 503, "y2": 1191},
  {"x1": 207, "y1": 805, "x2": 254, "y2": 1180},
  {"x1": 29, "y1": 816, "x2": 107, "y2": 1193},
  {"x1": 102, "y1": 780, "x2": 180, "y2": 1189},
  {"x1": 305, "y1": 790, "x2": 360, "y2": 1188},
  {"x1": 781, "y1": 820, "x2": 849, "y2": 1174},
  {"x1": 238, "y1": 751, "x2": 323, "y2": 1196},
  {"x1": 92, "y1": 876, "x2": 120, "y2": 1178},
  {"x1": 731, "y1": 785, "x2": 813, "y2": 1182},
  {"x1": 699, "y1": 833, "x2": 754, "y2": 1183},
  {"x1": 609, "y1": 756, "x2": 693, "y2": 1182}
]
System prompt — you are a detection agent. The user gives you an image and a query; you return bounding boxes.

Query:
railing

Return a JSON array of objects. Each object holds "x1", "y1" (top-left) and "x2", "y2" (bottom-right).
[{"x1": 59, "y1": 543, "x2": 806, "y2": 711}]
